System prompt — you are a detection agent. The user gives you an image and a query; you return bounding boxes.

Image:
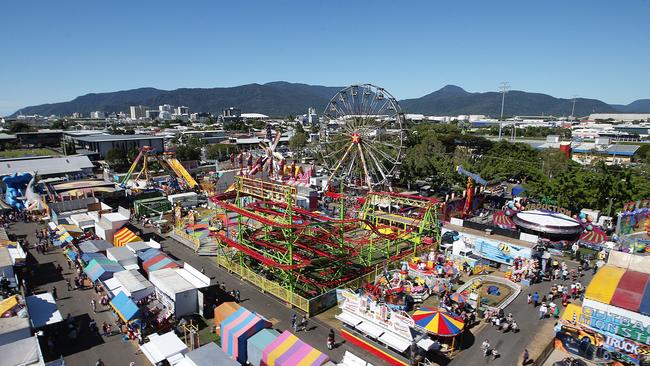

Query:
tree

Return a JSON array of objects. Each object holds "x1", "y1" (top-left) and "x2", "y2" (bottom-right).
[
  {"x1": 105, "y1": 148, "x2": 127, "y2": 169},
  {"x1": 289, "y1": 133, "x2": 307, "y2": 150},
  {"x1": 176, "y1": 145, "x2": 201, "y2": 161},
  {"x1": 50, "y1": 120, "x2": 67, "y2": 130},
  {"x1": 206, "y1": 143, "x2": 237, "y2": 161},
  {"x1": 9, "y1": 122, "x2": 34, "y2": 133}
]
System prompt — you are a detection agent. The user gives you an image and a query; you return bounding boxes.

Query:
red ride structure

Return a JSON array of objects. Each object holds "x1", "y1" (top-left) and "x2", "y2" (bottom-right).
[{"x1": 209, "y1": 176, "x2": 441, "y2": 308}]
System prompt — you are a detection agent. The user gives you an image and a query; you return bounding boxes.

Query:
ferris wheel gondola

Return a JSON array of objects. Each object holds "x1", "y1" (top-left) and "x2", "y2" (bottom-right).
[{"x1": 319, "y1": 83, "x2": 404, "y2": 192}]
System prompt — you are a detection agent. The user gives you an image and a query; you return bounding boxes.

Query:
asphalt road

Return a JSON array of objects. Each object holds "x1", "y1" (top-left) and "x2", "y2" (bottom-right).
[
  {"x1": 10, "y1": 220, "x2": 148, "y2": 366},
  {"x1": 449, "y1": 263, "x2": 593, "y2": 366}
]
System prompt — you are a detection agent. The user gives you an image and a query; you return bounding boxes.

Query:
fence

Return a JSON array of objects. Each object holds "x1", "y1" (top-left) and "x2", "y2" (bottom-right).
[
  {"x1": 173, "y1": 227, "x2": 201, "y2": 251},
  {"x1": 214, "y1": 255, "x2": 382, "y2": 316}
]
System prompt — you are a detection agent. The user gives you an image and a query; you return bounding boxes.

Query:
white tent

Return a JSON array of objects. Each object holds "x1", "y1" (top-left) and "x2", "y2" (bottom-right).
[
  {"x1": 25, "y1": 293, "x2": 63, "y2": 328},
  {"x1": 140, "y1": 331, "x2": 188, "y2": 365},
  {"x1": 112, "y1": 270, "x2": 154, "y2": 301}
]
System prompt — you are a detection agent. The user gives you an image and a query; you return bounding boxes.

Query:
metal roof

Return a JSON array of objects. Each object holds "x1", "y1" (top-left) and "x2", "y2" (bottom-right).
[
  {"x1": 74, "y1": 134, "x2": 164, "y2": 142},
  {"x1": 0, "y1": 155, "x2": 94, "y2": 176},
  {"x1": 605, "y1": 144, "x2": 640, "y2": 156}
]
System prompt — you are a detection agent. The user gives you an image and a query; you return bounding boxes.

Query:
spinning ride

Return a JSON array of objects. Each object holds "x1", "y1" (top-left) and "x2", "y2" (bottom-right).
[{"x1": 320, "y1": 84, "x2": 405, "y2": 192}]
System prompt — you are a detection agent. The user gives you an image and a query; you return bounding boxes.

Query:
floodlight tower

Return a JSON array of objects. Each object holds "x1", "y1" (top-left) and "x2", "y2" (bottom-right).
[{"x1": 498, "y1": 82, "x2": 510, "y2": 139}]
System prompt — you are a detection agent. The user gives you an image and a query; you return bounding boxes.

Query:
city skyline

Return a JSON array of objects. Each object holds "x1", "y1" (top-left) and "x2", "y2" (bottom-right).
[{"x1": 1, "y1": 0, "x2": 649, "y2": 116}]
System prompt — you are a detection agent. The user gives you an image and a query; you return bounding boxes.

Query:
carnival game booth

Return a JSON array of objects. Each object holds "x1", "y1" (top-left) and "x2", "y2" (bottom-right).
[
  {"x1": 555, "y1": 253, "x2": 650, "y2": 365},
  {"x1": 84, "y1": 258, "x2": 124, "y2": 282},
  {"x1": 106, "y1": 246, "x2": 139, "y2": 270},
  {"x1": 103, "y1": 269, "x2": 154, "y2": 301},
  {"x1": 178, "y1": 342, "x2": 239, "y2": 366},
  {"x1": 220, "y1": 306, "x2": 272, "y2": 364},
  {"x1": 261, "y1": 330, "x2": 331, "y2": 366},
  {"x1": 214, "y1": 302, "x2": 240, "y2": 336},
  {"x1": 246, "y1": 328, "x2": 280, "y2": 366}
]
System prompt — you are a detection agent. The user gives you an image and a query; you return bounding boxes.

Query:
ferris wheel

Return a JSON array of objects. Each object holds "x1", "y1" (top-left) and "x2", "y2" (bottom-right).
[{"x1": 319, "y1": 84, "x2": 404, "y2": 191}]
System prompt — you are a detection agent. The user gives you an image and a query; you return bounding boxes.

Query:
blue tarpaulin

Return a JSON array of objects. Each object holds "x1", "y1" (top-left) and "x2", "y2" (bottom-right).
[
  {"x1": 65, "y1": 249, "x2": 77, "y2": 261},
  {"x1": 81, "y1": 252, "x2": 107, "y2": 264},
  {"x1": 109, "y1": 291, "x2": 140, "y2": 322},
  {"x1": 137, "y1": 248, "x2": 161, "y2": 262},
  {"x1": 84, "y1": 259, "x2": 124, "y2": 282}
]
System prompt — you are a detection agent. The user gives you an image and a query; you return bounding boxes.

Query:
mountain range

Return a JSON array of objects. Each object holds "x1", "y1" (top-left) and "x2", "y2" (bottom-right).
[{"x1": 10, "y1": 82, "x2": 650, "y2": 118}]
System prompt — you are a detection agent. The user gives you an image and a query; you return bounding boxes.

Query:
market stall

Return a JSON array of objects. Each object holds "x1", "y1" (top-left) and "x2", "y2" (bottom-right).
[
  {"x1": 221, "y1": 307, "x2": 272, "y2": 364},
  {"x1": 138, "y1": 248, "x2": 162, "y2": 263},
  {"x1": 84, "y1": 258, "x2": 124, "y2": 282},
  {"x1": 25, "y1": 292, "x2": 63, "y2": 329},
  {"x1": 412, "y1": 308, "x2": 464, "y2": 352},
  {"x1": 246, "y1": 328, "x2": 280, "y2": 366},
  {"x1": 148, "y1": 268, "x2": 198, "y2": 317},
  {"x1": 140, "y1": 331, "x2": 189, "y2": 365},
  {"x1": 106, "y1": 246, "x2": 139, "y2": 270},
  {"x1": 78, "y1": 239, "x2": 113, "y2": 254},
  {"x1": 143, "y1": 253, "x2": 179, "y2": 274},
  {"x1": 111, "y1": 270, "x2": 155, "y2": 302},
  {"x1": 178, "y1": 342, "x2": 239, "y2": 366},
  {"x1": 110, "y1": 291, "x2": 140, "y2": 323},
  {"x1": 113, "y1": 226, "x2": 141, "y2": 247},
  {"x1": 261, "y1": 330, "x2": 330, "y2": 366},
  {"x1": 214, "y1": 302, "x2": 240, "y2": 336}
]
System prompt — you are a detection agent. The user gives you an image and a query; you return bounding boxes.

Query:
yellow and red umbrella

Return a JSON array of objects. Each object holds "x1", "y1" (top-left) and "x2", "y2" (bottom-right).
[{"x1": 412, "y1": 308, "x2": 465, "y2": 336}]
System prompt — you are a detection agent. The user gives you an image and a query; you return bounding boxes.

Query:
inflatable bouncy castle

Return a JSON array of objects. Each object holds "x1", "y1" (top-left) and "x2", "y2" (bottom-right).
[{"x1": 2, "y1": 172, "x2": 40, "y2": 211}]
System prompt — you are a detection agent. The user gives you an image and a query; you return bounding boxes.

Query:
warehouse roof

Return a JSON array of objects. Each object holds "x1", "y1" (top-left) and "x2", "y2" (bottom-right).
[
  {"x1": 0, "y1": 155, "x2": 94, "y2": 176},
  {"x1": 74, "y1": 134, "x2": 164, "y2": 142}
]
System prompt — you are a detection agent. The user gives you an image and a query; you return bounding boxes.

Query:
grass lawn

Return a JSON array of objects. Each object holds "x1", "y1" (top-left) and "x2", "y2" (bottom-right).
[{"x1": 0, "y1": 148, "x2": 59, "y2": 158}]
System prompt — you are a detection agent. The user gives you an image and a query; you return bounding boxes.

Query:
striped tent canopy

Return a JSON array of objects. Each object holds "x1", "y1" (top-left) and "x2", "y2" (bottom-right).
[
  {"x1": 579, "y1": 226, "x2": 607, "y2": 245},
  {"x1": 492, "y1": 210, "x2": 516, "y2": 229},
  {"x1": 261, "y1": 330, "x2": 330, "y2": 366},
  {"x1": 114, "y1": 227, "x2": 141, "y2": 247},
  {"x1": 221, "y1": 307, "x2": 272, "y2": 364},
  {"x1": 83, "y1": 258, "x2": 124, "y2": 282},
  {"x1": 143, "y1": 253, "x2": 179, "y2": 273},
  {"x1": 412, "y1": 308, "x2": 465, "y2": 336}
]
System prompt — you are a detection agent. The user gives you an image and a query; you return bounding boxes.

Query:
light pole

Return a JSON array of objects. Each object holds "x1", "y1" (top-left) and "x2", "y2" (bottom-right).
[
  {"x1": 498, "y1": 82, "x2": 510, "y2": 139},
  {"x1": 571, "y1": 95, "x2": 578, "y2": 121}
]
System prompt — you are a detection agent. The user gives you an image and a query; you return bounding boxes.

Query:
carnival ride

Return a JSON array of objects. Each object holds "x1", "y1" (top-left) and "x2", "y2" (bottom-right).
[
  {"x1": 119, "y1": 146, "x2": 198, "y2": 190},
  {"x1": 456, "y1": 165, "x2": 488, "y2": 218},
  {"x1": 319, "y1": 84, "x2": 405, "y2": 192},
  {"x1": 209, "y1": 176, "x2": 440, "y2": 297}
]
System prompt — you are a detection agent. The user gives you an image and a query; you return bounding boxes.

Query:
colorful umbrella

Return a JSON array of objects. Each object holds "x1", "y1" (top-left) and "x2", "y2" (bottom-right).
[
  {"x1": 449, "y1": 293, "x2": 467, "y2": 304},
  {"x1": 430, "y1": 283, "x2": 446, "y2": 293},
  {"x1": 412, "y1": 308, "x2": 465, "y2": 336}
]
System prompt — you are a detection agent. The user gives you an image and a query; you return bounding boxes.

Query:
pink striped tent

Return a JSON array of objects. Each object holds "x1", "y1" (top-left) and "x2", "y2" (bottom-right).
[{"x1": 221, "y1": 307, "x2": 271, "y2": 364}]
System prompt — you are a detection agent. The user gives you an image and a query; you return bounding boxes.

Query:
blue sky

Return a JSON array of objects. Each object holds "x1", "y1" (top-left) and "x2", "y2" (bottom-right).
[{"x1": 1, "y1": 0, "x2": 649, "y2": 115}]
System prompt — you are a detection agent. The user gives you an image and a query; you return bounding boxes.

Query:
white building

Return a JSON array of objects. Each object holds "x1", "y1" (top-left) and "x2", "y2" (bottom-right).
[
  {"x1": 90, "y1": 111, "x2": 105, "y2": 119},
  {"x1": 589, "y1": 113, "x2": 650, "y2": 122},
  {"x1": 130, "y1": 105, "x2": 147, "y2": 120},
  {"x1": 175, "y1": 106, "x2": 189, "y2": 115}
]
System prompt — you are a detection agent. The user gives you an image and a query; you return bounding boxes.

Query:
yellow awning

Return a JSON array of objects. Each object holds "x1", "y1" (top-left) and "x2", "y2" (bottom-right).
[
  {"x1": 584, "y1": 265, "x2": 625, "y2": 304},
  {"x1": 0, "y1": 295, "x2": 18, "y2": 315}
]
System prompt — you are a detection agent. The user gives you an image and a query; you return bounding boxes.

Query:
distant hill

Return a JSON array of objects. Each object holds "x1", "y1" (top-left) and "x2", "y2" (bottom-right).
[
  {"x1": 12, "y1": 82, "x2": 643, "y2": 118},
  {"x1": 12, "y1": 82, "x2": 341, "y2": 118},
  {"x1": 399, "y1": 85, "x2": 618, "y2": 117},
  {"x1": 611, "y1": 99, "x2": 650, "y2": 113}
]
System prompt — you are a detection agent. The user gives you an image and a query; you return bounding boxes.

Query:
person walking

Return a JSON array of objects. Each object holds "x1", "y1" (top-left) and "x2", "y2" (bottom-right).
[
  {"x1": 539, "y1": 303, "x2": 548, "y2": 319},
  {"x1": 300, "y1": 315, "x2": 308, "y2": 332},
  {"x1": 291, "y1": 314, "x2": 298, "y2": 332},
  {"x1": 51, "y1": 286, "x2": 58, "y2": 300},
  {"x1": 327, "y1": 329, "x2": 335, "y2": 350},
  {"x1": 66, "y1": 278, "x2": 72, "y2": 291},
  {"x1": 522, "y1": 349, "x2": 530, "y2": 365},
  {"x1": 235, "y1": 290, "x2": 241, "y2": 303},
  {"x1": 527, "y1": 293, "x2": 532, "y2": 305},
  {"x1": 91, "y1": 299, "x2": 96, "y2": 313},
  {"x1": 95, "y1": 359, "x2": 105, "y2": 366},
  {"x1": 532, "y1": 291, "x2": 540, "y2": 307},
  {"x1": 481, "y1": 339, "x2": 491, "y2": 357}
]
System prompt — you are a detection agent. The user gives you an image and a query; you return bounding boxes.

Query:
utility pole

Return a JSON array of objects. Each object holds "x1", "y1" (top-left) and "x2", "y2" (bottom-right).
[
  {"x1": 571, "y1": 95, "x2": 578, "y2": 121},
  {"x1": 498, "y1": 82, "x2": 510, "y2": 139}
]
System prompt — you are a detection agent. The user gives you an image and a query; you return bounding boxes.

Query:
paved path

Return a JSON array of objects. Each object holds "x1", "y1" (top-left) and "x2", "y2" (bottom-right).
[
  {"x1": 10, "y1": 221, "x2": 148, "y2": 366},
  {"x1": 449, "y1": 263, "x2": 593, "y2": 366},
  {"x1": 152, "y1": 226, "x2": 393, "y2": 366}
]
